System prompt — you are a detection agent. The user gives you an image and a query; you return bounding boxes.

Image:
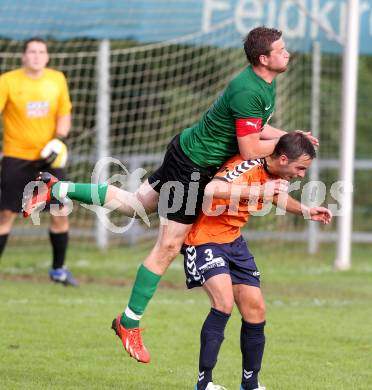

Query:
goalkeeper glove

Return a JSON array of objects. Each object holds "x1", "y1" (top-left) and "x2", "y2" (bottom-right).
[{"x1": 40, "y1": 138, "x2": 68, "y2": 168}]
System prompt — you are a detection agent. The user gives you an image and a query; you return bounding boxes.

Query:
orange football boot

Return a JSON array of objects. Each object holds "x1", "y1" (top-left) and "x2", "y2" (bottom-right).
[
  {"x1": 22, "y1": 172, "x2": 59, "y2": 217},
  {"x1": 112, "y1": 315, "x2": 150, "y2": 363}
]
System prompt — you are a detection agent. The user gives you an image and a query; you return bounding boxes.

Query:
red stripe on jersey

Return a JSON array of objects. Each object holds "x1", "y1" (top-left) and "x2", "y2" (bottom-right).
[{"x1": 236, "y1": 118, "x2": 262, "y2": 137}]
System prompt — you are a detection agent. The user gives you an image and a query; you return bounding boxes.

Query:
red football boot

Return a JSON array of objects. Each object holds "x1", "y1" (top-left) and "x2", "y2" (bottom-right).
[
  {"x1": 111, "y1": 315, "x2": 150, "y2": 363},
  {"x1": 22, "y1": 172, "x2": 59, "y2": 218}
]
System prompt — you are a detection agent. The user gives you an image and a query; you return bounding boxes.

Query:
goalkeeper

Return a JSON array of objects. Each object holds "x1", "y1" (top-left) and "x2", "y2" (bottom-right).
[{"x1": 0, "y1": 37, "x2": 77, "y2": 286}]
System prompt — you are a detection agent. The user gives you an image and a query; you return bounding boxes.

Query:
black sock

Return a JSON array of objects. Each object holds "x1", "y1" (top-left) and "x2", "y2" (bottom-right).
[
  {"x1": 197, "y1": 308, "x2": 231, "y2": 390},
  {"x1": 49, "y1": 231, "x2": 68, "y2": 269},
  {"x1": 0, "y1": 234, "x2": 9, "y2": 257},
  {"x1": 241, "y1": 320, "x2": 266, "y2": 390}
]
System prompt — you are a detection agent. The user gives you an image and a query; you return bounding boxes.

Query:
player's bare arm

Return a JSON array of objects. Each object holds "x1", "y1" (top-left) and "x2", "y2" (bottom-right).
[
  {"x1": 237, "y1": 132, "x2": 279, "y2": 159},
  {"x1": 260, "y1": 124, "x2": 287, "y2": 139},
  {"x1": 56, "y1": 114, "x2": 71, "y2": 138},
  {"x1": 273, "y1": 194, "x2": 332, "y2": 224},
  {"x1": 204, "y1": 177, "x2": 288, "y2": 201}
]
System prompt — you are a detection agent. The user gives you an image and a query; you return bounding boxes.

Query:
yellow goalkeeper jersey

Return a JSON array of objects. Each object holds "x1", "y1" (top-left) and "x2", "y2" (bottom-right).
[{"x1": 0, "y1": 68, "x2": 72, "y2": 160}]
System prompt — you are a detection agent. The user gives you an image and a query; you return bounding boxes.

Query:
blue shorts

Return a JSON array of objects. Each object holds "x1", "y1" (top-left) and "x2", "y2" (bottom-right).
[{"x1": 182, "y1": 235, "x2": 260, "y2": 289}]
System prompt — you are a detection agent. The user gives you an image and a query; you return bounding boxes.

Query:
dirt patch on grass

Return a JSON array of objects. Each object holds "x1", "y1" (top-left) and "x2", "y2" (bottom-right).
[{"x1": 0, "y1": 272, "x2": 184, "y2": 289}]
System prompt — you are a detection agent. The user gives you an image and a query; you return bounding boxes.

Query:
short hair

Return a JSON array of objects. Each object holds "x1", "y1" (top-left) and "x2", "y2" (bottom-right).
[
  {"x1": 272, "y1": 132, "x2": 316, "y2": 161},
  {"x1": 23, "y1": 37, "x2": 47, "y2": 53},
  {"x1": 243, "y1": 26, "x2": 282, "y2": 66}
]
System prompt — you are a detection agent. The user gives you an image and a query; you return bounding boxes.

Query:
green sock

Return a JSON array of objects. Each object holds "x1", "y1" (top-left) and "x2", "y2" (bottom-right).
[
  {"x1": 121, "y1": 264, "x2": 161, "y2": 329},
  {"x1": 51, "y1": 182, "x2": 108, "y2": 205}
]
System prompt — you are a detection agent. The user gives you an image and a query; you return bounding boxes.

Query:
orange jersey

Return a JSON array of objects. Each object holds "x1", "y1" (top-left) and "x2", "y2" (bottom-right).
[
  {"x1": 185, "y1": 155, "x2": 273, "y2": 246},
  {"x1": 0, "y1": 68, "x2": 72, "y2": 160}
]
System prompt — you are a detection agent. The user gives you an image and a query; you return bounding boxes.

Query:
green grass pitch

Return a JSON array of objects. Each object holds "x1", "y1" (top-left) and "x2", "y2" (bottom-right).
[{"x1": 1, "y1": 241, "x2": 372, "y2": 389}]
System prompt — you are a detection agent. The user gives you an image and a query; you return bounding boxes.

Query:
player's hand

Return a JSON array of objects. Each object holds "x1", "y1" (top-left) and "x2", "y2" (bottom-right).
[
  {"x1": 295, "y1": 130, "x2": 319, "y2": 148},
  {"x1": 309, "y1": 207, "x2": 332, "y2": 224},
  {"x1": 40, "y1": 138, "x2": 68, "y2": 168},
  {"x1": 262, "y1": 179, "x2": 289, "y2": 199}
]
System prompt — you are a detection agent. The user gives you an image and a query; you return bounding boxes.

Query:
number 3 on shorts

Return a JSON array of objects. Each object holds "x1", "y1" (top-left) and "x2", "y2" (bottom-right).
[{"x1": 204, "y1": 248, "x2": 213, "y2": 261}]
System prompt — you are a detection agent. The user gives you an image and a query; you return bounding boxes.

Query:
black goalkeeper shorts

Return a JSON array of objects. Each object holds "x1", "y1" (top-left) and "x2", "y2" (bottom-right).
[
  {"x1": 148, "y1": 135, "x2": 218, "y2": 225},
  {"x1": 0, "y1": 156, "x2": 66, "y2": 213}
]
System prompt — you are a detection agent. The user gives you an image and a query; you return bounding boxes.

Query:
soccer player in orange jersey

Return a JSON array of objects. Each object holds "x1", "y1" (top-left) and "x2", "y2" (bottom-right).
[
  {"x1": 183, "y1": 133, "x2": 332, "y2": 390},
  {"x1": 0, "y1": 37, "x2": 77, "y2": 286}
]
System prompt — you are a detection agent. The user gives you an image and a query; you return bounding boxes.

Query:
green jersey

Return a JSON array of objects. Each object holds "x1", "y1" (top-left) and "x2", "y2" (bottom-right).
[{"x1": 180, "y1": 65, "x2": 276, "y2": 167}]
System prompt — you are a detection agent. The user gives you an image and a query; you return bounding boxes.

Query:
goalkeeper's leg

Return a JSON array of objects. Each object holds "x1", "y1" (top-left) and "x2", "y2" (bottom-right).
[{"x1": 0, "y1": 210, "x2": 17, "y2": 258}]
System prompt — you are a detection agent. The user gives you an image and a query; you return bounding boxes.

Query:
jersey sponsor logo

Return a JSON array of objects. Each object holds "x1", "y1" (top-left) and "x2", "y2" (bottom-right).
[
  {"x1": 265, "y1": 104, "x2": 272, "y2": 110},
  {"x1": 27, "y1": 101, "x2": 49, "y2": 117},
  {"x1": 222, "y1": 159, "x2": 263, "y2": 182},
  {"x1": 240, "y1": 196, "x2": 264, "y2": 206}
]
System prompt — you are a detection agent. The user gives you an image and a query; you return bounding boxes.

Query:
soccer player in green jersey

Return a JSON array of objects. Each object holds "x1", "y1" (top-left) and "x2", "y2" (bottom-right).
[{"x1": 24, "y1": 27, "x2": 318, "y2": 364}]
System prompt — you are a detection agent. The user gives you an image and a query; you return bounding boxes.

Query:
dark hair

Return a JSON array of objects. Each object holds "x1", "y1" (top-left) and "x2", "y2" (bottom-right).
[
  {"x1": 272, "y1": 132, "x2": 316, "y2": 161},
  {"x1": 243, "y1": 26, "x2": 282, "y2": 66},
  {"x1": 23, "y1": 37, "x2": 47, "y2": 53}
]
